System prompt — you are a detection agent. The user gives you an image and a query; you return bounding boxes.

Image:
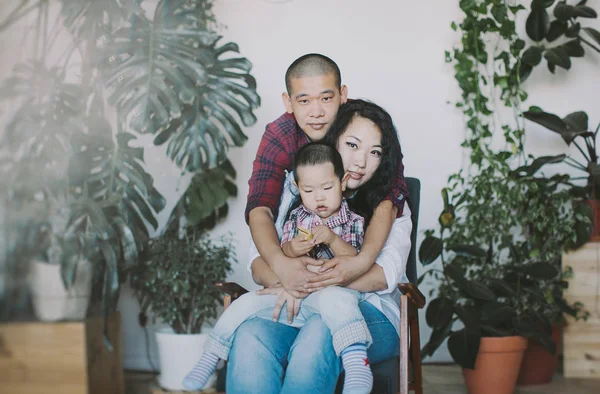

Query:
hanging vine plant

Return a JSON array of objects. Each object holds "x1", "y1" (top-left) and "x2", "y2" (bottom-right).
[{"x1": 418, "y1": 0, "x2": 592, "y2": 368}]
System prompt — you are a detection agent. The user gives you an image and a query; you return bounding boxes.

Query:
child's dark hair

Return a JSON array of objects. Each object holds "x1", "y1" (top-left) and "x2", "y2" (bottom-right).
[{"x1": 293, "y1": 143, "x2": 345, "y2": 183}]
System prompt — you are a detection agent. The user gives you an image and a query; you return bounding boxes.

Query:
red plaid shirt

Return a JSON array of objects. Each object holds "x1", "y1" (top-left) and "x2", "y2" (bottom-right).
[
  {"x1": 245, "y1": 111, "x2": 408, "y2": 223},
  {"x1": 281, "y1": 199, "x2": 364, "y2": 259}
]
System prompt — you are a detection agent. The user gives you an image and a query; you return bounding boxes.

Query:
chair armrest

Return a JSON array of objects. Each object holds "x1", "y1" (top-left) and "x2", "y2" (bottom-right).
[
  {"x1": 215, "y1": 282, "x2": 249, "y2": 301},
  {"x1": 397, "y1": 283, "x2": 426, "y2": 309}
]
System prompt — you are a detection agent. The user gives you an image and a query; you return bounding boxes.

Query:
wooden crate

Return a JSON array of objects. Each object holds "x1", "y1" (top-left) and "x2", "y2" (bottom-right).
[
  {"x1": 0, "y1": 312, "x2": 124, "y2": 394},
  {"x1": 563, "y1": 242, "x2": 600, "y2": 379}
]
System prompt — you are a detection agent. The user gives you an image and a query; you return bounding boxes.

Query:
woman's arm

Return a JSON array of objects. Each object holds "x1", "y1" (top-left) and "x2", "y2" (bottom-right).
[
  {"x1": 355, "y1": 200, "x2": 397, "y2": 271},
  {"x1": 345, "y1": 264, "x2": 388, "y2": 292},
  {"x1": 304, "y1": 203, "x2": 412, "y2": 293},
  {"x1": 303, "y1": 200, "x2": 397, "y2": 290}
]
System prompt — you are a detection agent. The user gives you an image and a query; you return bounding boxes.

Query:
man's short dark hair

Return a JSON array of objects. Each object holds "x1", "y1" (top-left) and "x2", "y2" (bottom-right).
[
  {"x1": 285, "y1": 54, "x2": 342, "y2": 95},
  {"x1": 293, "y1": 143, "x2": 344, "y2": 183}
]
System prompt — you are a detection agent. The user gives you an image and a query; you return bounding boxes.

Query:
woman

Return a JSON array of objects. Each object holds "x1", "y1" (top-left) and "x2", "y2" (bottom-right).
[{"x1": 227, "y1": 100, "x2": 412, "y2": 394}]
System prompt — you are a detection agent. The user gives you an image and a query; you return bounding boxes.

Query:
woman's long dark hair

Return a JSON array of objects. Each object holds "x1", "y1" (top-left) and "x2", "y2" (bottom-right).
[{"x1": 323, "y1": 99, "x2": 402, "y2": 223}]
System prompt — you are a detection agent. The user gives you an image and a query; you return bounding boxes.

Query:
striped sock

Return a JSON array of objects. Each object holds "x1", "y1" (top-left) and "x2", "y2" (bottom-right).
[
  {"x1": 182, "y1": 351, "x2": 220, "y2": 391},
  {"x1": 341, "y1": 343, "x2": 373, "y2": 394}
]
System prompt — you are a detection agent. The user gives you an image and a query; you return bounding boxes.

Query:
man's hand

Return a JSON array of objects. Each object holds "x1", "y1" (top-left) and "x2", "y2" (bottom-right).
[
  {"x1": 303, "y1": 254, "x2": 372, "y2": 292},
  {"x1": 256, "y1": 286, "x2": 304, "y2": 323},
  {"x1": 288, "y1": 235, "x2": 315, "y2": 256},
  {"x1": 273, "y1": 255, "x2": 323, "y2": 297},
  {"x1": 311, "y1": 225, "x2": 335, "y2": 246}
]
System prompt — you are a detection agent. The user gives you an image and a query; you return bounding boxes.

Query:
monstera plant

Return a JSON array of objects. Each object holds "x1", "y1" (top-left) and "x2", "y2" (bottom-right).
[{"x1": 0, "y1": 0, "x2": 260, "y2": 330}]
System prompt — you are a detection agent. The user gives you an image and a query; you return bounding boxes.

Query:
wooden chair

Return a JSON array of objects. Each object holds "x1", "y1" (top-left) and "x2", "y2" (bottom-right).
[{"x1": 216, "y1": 177, "x2": 425, "y2": 394}]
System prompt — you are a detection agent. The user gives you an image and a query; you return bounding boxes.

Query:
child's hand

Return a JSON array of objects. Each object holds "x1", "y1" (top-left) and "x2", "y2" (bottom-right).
[
  {"x1": 290, "y1": 234, "x2": 314, "y2": 256},
  {"x1": 311, "y1": 225, "x2": 335, "y2": 245}
]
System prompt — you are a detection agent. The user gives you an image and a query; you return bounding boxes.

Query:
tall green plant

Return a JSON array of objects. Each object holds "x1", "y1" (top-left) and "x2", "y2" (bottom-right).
[
  {"x1": 0, "y1": 0, "x2": 259, "y2": 330},
  {"x1": 419, "y1": 0, "x2": 593, "y2": 367}
]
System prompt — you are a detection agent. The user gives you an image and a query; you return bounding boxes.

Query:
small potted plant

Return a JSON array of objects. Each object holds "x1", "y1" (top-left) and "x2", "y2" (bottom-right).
[
  {"x1": 523, "y1": 107, "x2": 600, "y2": 238},
  {"x1": 129, "y1": 223, "x2": 235, "y2": 391},
  {"x1": 419, "y1": 166, "x2": 590, "y2": 394},
  {"x1": 28, "y1": 192, "x2": 95, "y2": 322}
]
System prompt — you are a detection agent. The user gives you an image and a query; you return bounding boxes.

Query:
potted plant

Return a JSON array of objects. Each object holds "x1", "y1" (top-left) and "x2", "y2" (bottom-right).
[
  {"x1": 128, "y1": 223, "x2": 235, "y2": 391},
  {"x1": 523, "y1": 107, "x2": 600, "y2": 237},
  {"x1": 0, "y1": 0, "x2": 258, "y2": 334},
  {"x1": 28, "y1": 192, "x2": 95, "y2": 322},
  {"x1": 419, "y1": 162, "x2": 589, "y2": 393}
]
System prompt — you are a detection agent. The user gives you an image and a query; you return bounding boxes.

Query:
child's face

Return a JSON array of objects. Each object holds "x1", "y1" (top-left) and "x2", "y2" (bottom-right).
[
  {"x1": 296, "y1": 162, "x2": 345, "y2": 220},
  {"x1": 282, "y1": 73, "x2": 348, "y2": 142},
  {"x1": 336, "y1": 116, "x2": 383, "y2": 191}
]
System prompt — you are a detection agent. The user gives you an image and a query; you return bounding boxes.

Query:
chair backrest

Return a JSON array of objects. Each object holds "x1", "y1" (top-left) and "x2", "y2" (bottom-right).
[{"x1": 404, "y1": 177, "x2": 421, "y2": 285}]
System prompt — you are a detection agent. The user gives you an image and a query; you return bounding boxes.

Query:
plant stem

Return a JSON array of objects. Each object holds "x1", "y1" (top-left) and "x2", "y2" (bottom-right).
[
  {"x1": 579, "y1": 35, "x2": 600, "y2": 53},
  {"x1": 572, "y1": 140, "x2": 591, "y2": 163},
  {"x1": 564, "y1": 157, "x2": 587, "y2": 171}
]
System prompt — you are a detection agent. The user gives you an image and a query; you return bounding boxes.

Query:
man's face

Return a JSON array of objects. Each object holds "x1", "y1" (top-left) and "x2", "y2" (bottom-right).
[{"x1": 282, "y1": 74, "x2": 348, "y2": 141}]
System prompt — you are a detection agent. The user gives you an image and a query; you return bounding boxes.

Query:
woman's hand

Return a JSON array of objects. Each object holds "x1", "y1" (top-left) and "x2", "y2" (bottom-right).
[
  {"x1": 256, "y1": 285, "x2": 305, "y2": 323},
  {"x1": 273, "y1": 255, "x2": 323, "y2": 298},
  {"x1": 303, "y1": 254, "x2": 372, "y2": 292}
]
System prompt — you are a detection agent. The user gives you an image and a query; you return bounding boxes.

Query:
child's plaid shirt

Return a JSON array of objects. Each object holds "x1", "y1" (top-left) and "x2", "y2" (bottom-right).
[{"x1": 280, "y1": 199, "x2": 364, "y2": 259}]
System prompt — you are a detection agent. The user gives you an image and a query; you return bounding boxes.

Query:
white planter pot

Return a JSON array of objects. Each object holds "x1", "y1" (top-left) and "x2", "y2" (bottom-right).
[
  {"x1": 155, "y1": 328, "x2": 216, "y2": 391},
  {"x1": 29, "y1": 259, "x2": 93, "y2": 322}
]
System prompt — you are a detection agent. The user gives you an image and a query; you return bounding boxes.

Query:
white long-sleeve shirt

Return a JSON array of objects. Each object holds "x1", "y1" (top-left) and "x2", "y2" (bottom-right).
[{"x1": 247, "y1": 171, "x2": 412, "y2": 335}]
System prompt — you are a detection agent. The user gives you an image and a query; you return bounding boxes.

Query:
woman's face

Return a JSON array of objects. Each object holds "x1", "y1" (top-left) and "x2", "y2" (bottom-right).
[{"x1": 336, "y1": 116, "x2": 383, "y2": 191}]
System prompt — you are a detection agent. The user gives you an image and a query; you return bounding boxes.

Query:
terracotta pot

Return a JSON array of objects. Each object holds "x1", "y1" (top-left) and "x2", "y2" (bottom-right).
[
  {"x1": 462, "y1": 336, "x2": 527, "y2": 394},
  {"x1": 587, "y1": 200, "x2": 600, "y2": 241},
  {"x1": 517, "y1": 325, "x2": 562, "y2": 385}
]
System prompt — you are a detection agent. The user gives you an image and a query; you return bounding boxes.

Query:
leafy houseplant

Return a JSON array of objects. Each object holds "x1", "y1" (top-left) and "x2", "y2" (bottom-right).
[
  {"x1": 419, "y1": 170, "x2": 589, "y2": 369},
  {"x1": 522, "y1": 108, "x2": 600, "y2": 228},
  {"x1": 129, "y1": 225, "x2": 236, "y2": 334},
  {"x1": 128, "y1": 223, "x2": 235, "y2": 390},
  {"x1": 0, "y1": 0, "x2": 259, "y2": 329},
  {"x1": 420, "y1": 0, "x2": 596, "y2": 389}
]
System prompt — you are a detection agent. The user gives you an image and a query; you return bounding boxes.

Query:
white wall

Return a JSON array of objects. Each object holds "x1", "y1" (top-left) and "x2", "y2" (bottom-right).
[{"x1": 1, "y1": 0, "x2": 599, "y2": 369}]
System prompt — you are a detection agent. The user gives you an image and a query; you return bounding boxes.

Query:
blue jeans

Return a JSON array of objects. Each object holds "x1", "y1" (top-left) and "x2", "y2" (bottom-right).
[
  {"x1": 226, "y1": 301, "x2": 399, "y2": 394},
  {"x1": 205, "y1": 287, "x2": 372, "y2": 358}
]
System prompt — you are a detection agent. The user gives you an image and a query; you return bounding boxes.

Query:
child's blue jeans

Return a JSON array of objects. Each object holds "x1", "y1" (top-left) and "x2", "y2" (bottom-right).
[{"x1": 204, "y1": 286, "x2": 372, "y2": 359}]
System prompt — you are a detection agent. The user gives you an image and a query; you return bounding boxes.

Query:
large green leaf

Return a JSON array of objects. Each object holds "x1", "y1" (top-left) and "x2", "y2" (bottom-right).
[
  {"x1": 464, "y1": 281, "x2": 496, "y2": 301},
  {"x1": 526, "y1": 7, "x2": 549, "y2": 41},
  {"x1": 510, "y1": 154, "x2": 566, "y2": 177},
  {"x1": 523, "y1": 109, "x2": 568, "y2": 134},
  {"x1": 448, "y1": 328, "x2": 481, "y2": 369},
  {"x1": 60, "y1": 0, "x2": 140, "y2": 41},
  {"x1": 563, "y1": 111, "x2": 589, "y2": 132},
  {"x1": 583, "y1": 27, "x2": 600, "y2": 46},
  {"x1": 100, "y1": 0, "x2": 260, "y2": 173},
  {"x1": 522, "y1": 262, "x2": 559, "y2": 279},
  {"x1": 0, "y1": 62, "x2": 83, "y2": 192},
  {"x1": 448, "y1": 244, "x2": 487, "y2": 258},
  {"x1": 561, "y1": 39, "x2": 585, "y2": 58},
  {"x1": 546, "y1": 20, "x2": 568, "y2": 41},
  {"x1": 554, "y1": 3, "x2": 576, "y2": 21},
  {"x1": 544, "y1": 47, "x2": 571, "y2": 70},
  {"x1": 174, "y1": 159, "x2": 237, "y2": 229},
  {"x1": 419, "y1": 236, "x2": 443, "y2": 265},
  {"x1": 68, "y1": 117, "x2": 166, "y2": 233},
  {"x1": 426, "y1": 297, "x2": 454, "y2": 328},
  {"x1": 522, "y1": 46, "x2": 543, "y2": 66}
]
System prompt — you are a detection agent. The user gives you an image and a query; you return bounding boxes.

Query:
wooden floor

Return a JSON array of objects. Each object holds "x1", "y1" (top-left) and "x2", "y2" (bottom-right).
[{"x1": 125, "y1": 364, "x2": 600, "y2": 394}]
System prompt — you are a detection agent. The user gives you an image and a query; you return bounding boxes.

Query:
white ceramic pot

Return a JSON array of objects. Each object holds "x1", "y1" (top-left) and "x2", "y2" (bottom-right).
[
  {"x1": 29, "y1": 259, "x2": 93, "y2": 321},
  {"x1": 155, "y1": 328, "x2": 216, "y2": 391}
]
